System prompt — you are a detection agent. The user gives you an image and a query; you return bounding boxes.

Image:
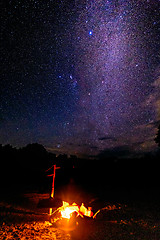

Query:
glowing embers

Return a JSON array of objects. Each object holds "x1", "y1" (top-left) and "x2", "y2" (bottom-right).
[
  {"x1": 60, "y1": 201, "x2": 93, "y2": 219},
  {"x1": 49, "y1": 201, "x2": 93, "y2": 231},
  {"x1": 60, "y1": 202, "x2": 79, "y2": 219}
]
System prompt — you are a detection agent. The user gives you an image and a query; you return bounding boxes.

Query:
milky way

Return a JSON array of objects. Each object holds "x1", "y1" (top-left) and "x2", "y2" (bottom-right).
[
  {"x1": 72, "y1": 0, "x2": 160, "y2": 156},
  {"x1": 1, "y1": 0, "x2": 160, "y2": 158}
]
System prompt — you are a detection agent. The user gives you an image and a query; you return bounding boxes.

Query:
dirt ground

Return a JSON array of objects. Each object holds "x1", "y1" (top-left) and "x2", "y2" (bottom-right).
[{"x1": 0, "y1": 192, "x2": 160, "y2": 240}]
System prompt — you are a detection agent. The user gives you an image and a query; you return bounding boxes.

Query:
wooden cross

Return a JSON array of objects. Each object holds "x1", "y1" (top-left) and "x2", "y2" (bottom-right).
[{"x1": 46, "y1": 164, "x2": 60, "y2": 215}]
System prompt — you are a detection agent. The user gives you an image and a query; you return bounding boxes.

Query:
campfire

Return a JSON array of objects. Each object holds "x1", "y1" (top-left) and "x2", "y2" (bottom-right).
[
  {"x1": 47, "y1": 164, "x2": 93, "y2": 226},
  {"x1": 45, "y1": 164, "x2": 122, "y2": 231},
  {"x1": 60, "y1": 201, "x2": 80, "y2": 219},
  {"x1": 49, "y1": 201, "x2": 93, "y2": 230},
  {"x1": 60, "y1": 201, "x2": 93, "y2": 219}
]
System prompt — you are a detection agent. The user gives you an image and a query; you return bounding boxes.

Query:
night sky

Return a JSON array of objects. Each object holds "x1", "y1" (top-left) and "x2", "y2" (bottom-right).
[{"x1": 1, "y1": 0, "x2": 160, "y2": 158}]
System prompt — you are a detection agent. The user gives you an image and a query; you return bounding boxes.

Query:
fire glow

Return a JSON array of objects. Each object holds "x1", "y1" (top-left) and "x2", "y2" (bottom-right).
[{"x1": 60, "y1": 201, "x2": 93, "y2": 219}]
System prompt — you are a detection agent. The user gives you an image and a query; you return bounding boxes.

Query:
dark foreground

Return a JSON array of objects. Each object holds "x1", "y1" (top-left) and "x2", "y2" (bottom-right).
[
  {"x1": 0, "y1": 190, "x2": 160, "y2": 240},
  {"x1": 1, "y1": 145, "x2": 160, "y2": 238}
]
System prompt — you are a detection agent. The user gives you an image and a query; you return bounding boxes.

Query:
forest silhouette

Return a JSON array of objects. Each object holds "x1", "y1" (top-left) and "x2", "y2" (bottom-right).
[{"x1": 0, "y1": 136, "x2": 159, "y2": 200}]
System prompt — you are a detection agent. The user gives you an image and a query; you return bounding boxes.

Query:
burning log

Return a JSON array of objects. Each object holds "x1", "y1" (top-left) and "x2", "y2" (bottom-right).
[
  {"x1": 49, "y1": 201, "x2": 93, "y2": 231},
  {"x1": 60, "y1": 202, "x2": 80, "y2": 219}
]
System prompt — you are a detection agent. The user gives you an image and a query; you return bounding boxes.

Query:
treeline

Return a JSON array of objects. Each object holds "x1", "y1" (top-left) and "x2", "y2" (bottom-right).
[
  {"x1": 0, "y1": 143, "x2": 159, "y2": 196},
  {"x1": 0, "y1": 143, "x2": 78, "y2": 193},
  {"x1": 0, "y1": 143, "x2": 78, "y2": 169}
]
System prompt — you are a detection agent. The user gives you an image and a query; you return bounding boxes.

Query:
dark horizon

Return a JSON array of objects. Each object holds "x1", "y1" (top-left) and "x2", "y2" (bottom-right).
[
  {"x1": 0, "y1": 141, "x2": 159, "y2": 160},
  {"x1": 1, "y1": 142, "x2": 159, "y2": 202}
]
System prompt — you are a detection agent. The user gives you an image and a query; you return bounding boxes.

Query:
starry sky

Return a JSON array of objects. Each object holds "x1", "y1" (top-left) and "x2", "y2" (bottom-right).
[{"x1": 1, "y1": 0, "x2": 160, "y2": 158}]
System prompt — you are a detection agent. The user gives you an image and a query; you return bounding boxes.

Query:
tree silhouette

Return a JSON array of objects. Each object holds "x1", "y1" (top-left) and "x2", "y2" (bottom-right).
[
  {"x1": 155, "y1": 124, "x2": 160, "y2": 147},
  {"x1": 23, "y1": 143, "x2": 47, "y2": 155}
]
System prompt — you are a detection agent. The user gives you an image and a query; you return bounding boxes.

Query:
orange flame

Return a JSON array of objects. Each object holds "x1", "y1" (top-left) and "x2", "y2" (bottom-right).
[
  {"x1": 60, "y1": 201, "x2": 93, "y2": 219},
  {"x1": 61, "y1": 202, "x2": 79, "y2": 219}
]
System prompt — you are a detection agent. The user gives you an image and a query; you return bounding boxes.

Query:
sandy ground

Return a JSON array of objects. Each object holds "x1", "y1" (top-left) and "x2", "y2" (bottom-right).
[{"x1": 0, "y1": 192, "x2": 160, "y2": 240}]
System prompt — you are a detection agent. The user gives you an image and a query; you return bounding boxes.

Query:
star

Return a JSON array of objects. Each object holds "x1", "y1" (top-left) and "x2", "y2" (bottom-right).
[{"x1": 69, "y1": 74, "x2": 73, "y2": 79}]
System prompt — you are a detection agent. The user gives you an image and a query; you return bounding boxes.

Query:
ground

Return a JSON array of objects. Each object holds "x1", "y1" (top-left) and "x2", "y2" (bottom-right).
[{"x1": 0, "y1": 192, "x2": 160, "y2": 240}]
